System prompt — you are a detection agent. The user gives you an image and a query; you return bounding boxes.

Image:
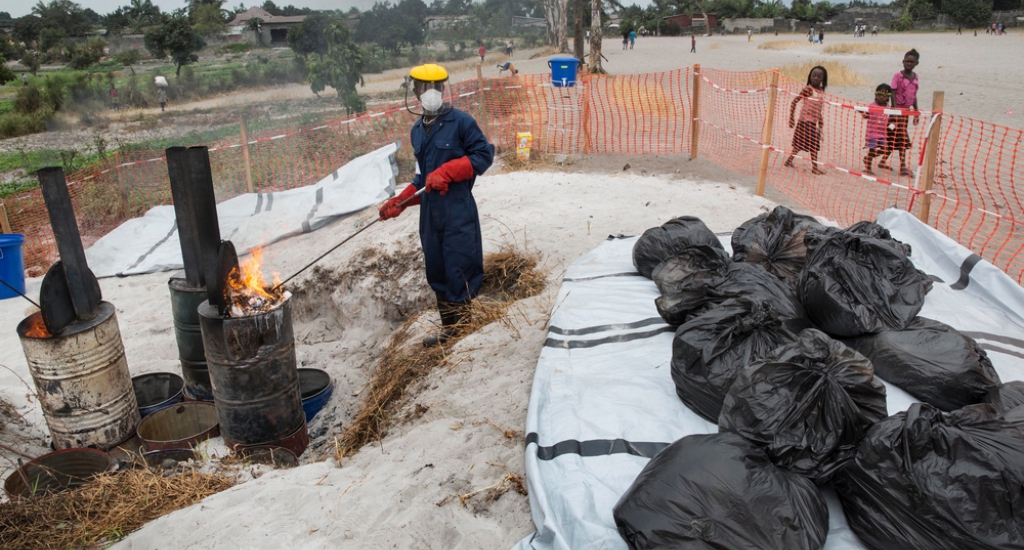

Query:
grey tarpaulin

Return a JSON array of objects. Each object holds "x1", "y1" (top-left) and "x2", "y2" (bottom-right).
[
  {"x1": 514, "y1": 208, "x2": 1024, "y2": 550},
  {"x1": 85, "y1": 143, "x2": 400, "y2": 278}
]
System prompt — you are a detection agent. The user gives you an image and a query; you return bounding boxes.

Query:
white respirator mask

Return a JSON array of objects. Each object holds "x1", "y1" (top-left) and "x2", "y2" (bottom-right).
[{"x1": 420, "y1": 89, "x2": 444, "y2": 114}]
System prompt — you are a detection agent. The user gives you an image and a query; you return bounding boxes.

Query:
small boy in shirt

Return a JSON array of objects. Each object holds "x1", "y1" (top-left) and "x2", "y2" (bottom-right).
[
  {"x1": 880, "y1": 49, "x2": 920, "y2": 177},
  {"x1": 862, "y1": 84, "x2": 893, "y2": 175}
]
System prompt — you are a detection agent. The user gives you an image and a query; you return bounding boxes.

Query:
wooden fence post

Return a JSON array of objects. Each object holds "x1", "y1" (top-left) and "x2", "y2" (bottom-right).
[
  {"x1": 476, "y1": 64, "x2": 491, "y2": 139},
  {"x1": 0, "y1": 201, "x2": 11, "y2": 234},
  {"x1": 240, "y1": 116, "x2": 255, "y2": 194},
  {"x1": 918, "y1": 91, "x2": 944, "y2": 224},
  {"x1": 756, "y1": 70, "x2": 780, "y2": 197},
  {"x1": 690, "y1": 64, "x2": 701, "y2": 160},
  {"x1": 114, "y1": 151, "x2": 130, "y2": 218}
]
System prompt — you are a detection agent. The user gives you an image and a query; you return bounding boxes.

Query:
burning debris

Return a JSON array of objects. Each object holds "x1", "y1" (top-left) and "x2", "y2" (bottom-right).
[{"x1": 225, "y1": 248, "x2": 288, "y2": 318}]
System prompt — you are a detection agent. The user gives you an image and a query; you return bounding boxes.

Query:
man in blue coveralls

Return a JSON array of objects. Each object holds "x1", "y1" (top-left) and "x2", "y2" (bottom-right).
[{"x1": 378, "y1": 63, "x2": 495, "y2": 346}]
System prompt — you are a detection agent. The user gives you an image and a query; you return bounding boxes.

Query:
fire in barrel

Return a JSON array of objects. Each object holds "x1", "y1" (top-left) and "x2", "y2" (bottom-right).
[
  {"x1": 200, "y1": 248, "x2": 308, "y2": 456},
  {"x1": 16, "y1": 167, "x2": 139, "y2": 450}
]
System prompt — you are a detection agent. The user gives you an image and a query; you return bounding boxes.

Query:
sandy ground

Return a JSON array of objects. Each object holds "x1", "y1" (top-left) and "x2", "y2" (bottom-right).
[{"x1": 0, "y1": 158, "x2": 780, "y2": 548}]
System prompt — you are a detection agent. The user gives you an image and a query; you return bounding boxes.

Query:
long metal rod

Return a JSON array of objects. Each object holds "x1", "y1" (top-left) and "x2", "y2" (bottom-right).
[
  {"x1": 0, "y1": 276, "x2": 41, "y2": 309},
  {"x1": 273, "y1": 189, "x2": 424, "y2": 292}
]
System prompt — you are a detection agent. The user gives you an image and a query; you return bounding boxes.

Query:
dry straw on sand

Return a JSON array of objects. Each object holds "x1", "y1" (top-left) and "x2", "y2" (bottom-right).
[
  {"x1": 336, "y1": 246, "x2": 545, "y2": 459},
  {"x1": 779, "y1": 60, "x2": 868, "y2": 87},
  {"x1": 0, "y1": 467, "x2": 233, "y2": 550}
]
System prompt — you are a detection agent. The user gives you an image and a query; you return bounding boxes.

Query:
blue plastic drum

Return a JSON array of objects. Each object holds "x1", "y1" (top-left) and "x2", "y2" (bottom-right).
[
  {"x1": 548, "y1": 57, "x2": 580, "y2": 87},
  {"x1": 0, "y1": 234, "x2": 26, "y2": 301},
  {"x1": 298, "y1": 368, "x2": 333, "y2": 422}
]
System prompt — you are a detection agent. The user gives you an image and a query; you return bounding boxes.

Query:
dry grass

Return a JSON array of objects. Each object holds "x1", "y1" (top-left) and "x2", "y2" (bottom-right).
[
  {"x1": 758, "y1": 40, "x2": 809, "y2": 50},
  {"x1": 335, "y1": 246, "x2": 545, "y2": 458},
  {"x1": 779, "y1": 60, "x2": 868, "y2": 87},
  {"x1": 0, "y1": 468, "x2": 233, "y2": 550},
  {"x1": 823, "y1": 42, "x2": 909, "y2": 55},
  {"x1": 456, "y1": 473, "x2": 527, "y2": 507},
  {"x1": 708, "y1": 43, "x2": 721, "y2": 50}
]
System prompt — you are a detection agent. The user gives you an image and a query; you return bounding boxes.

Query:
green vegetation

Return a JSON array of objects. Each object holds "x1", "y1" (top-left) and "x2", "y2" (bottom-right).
[
  {"x1": 307, "y1": 21, "x2": 365, "y2": 113},
  {"x1": 144, "y1": 14, "x2": 206, "y2": 76}
]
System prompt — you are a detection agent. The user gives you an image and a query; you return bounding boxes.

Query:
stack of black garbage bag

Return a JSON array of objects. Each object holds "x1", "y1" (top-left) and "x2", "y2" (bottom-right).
[{"x1": 614, "y1": 207, "x2": 1019, "y2": 550}]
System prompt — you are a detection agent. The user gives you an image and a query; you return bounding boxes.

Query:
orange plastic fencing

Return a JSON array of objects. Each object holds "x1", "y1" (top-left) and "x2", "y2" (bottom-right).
[{"x1": 4, "y1": 67, "x2": 1024, "y2": 284}]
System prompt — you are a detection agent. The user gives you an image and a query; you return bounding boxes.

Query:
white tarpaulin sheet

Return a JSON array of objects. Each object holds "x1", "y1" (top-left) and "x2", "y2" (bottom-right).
[
  {"x1": 515, "y1": 208, "x2": 1024, "y2": 550},
  {"x1": 85, "y1": 143, "x2": 400, "y2": 278}
]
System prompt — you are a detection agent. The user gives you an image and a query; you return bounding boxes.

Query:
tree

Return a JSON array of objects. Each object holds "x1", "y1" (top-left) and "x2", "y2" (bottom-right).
[
  {"x1": 192, "y1": 3, "x2": 228, "y2": 37},
  {"x1": 288, "y1": 12, "x2": 331, "y2": 60},
  {"x1": 145, "y1": 14, "x2": 206, "y2": 76},
  {"x1": 588, "y1": 0, "x2": 605, "y2": 73},
  {"x1": 307, "y1": 21, "x2": 365, "y2": 114},
  {"x1": 262, "y1": 0, "x2": 282, "y2": 14},
  {"x1": 540, "y1": 0, "x2": 568, "y2": 51},
  {"x1": 114, "y1": 48, "x2": 141, "y2": 75},
  {"x1": 20, "y1": 52, "x2": 42, "y2": 75},
  {"x1": 13, "y1": 15, "x2": 43, "y2": 48},
  {"x1": 67, "y1": 37, "x2": 104, "y2": 69},
  {"x1": 32, "y1": 0, "x2": 92, "y2": 37},
  {"x1": 942, "y1": 0, "x2": 992, "y2": 26},
  {"x1": 0, "y1": 54, "x2": 15, "y2": 86}
]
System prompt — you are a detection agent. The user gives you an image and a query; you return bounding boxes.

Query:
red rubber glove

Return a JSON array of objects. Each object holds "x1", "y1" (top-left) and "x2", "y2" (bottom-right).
[
  {"x1": 379, "y1": 184, "x2": 420, "y2": 221},
  {"x1": 425, "y1": 156, "x2": 474, "y2": 196}
]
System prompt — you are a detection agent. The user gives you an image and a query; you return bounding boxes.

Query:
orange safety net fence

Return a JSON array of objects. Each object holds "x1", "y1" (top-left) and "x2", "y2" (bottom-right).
[{"x1": 4, "y1": 67, "x2": 1024, "y2": 284}]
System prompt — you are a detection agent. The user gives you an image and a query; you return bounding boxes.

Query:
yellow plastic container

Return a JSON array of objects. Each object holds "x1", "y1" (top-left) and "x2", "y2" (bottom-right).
[{"x1": 516, "y1": 131, "x2": 533, "y2": 161}]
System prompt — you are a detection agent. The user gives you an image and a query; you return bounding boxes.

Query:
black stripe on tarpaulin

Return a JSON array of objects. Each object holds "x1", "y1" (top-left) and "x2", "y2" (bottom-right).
[
  {"x1": 961, "y1": 331, "x2": 1024, "y2": 353},
  {"x1": 950, "y1": 254, "x2": 983, "y2": 290},
  {"x1": 123, "y1": 221, "x2": 177, "y2": 273},
  {"x1": 253, "y1": 193, "x2": 264, "y2": 215},
  {"x1": 301, "y1": 187, "x2": 325, "y2": 233},
  {"x1": 544, "y1": 325, "x2": 675, "y2": 349},
  {"x1": 548, "y1": 317, "x2": 667, "y2": 336},
  {"x1": 606, "y1": 234, "x2": 633, "y2": 240},
  {"x1": 979, "y1": 343, "x2": 1024, "y2": 361},
  {"x1": 526, "y1": 433, "x2": 670, "y2": 460},
  {"x1": 265, "y1": 192, "x2": 274, "y2": 212},
  {"x1": 562, "y1": 272, "x2": 643, "y2": 282}
]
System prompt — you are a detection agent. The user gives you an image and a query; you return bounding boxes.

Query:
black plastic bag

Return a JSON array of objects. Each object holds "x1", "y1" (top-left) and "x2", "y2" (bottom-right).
[
  {"x1": 731, "y1": 206, "x2": 822, "y2": 283},
  {"x1": 798, "y1": 231, "x2": 932, "y2": 337},
  {"x1": 656, "y1": 261, "x2": 803, "y2": 326},
  {"x1": 843, "y1": 317, "x2": 1000, "y2": 411},
  {"x1": 834, "y1": 402, "x2": 1024, "y2": 550},
  {"x1": 671, "y1": 298, "x2": 803, "y2": 423},
  {"x1": 632, "y1": 216, "x2": 724, "y2": 279},
  {"x1": 804, "y1": 221, "x2": 912, "y2": 258},
  {"x1": 613, "y1": 432, "x2": 829, "y2": 550},
  {"x1": 650, "y1": 245, "x2": 731, "y2": 296},
  {"x1": 719, "y1": 329, "x2": 888, "y2": 483},
  {"x1": 985, "y1": 381, "x2": 1024, "y2": 414}
]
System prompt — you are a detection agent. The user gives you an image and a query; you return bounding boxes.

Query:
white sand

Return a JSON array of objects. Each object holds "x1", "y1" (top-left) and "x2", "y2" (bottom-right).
[{"x1": 0, "y1": 168, "x2": 777, "y2": 548}]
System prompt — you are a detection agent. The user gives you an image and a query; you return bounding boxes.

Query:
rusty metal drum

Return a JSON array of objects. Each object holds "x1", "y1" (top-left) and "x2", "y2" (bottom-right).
[
  {"x1": 17, "y1": 302, "x2": 140, "y2": 450},
  {"x1": 168, "y1": 278, "x2": 214, "y2": 400},
  {"x1": 198, "y1": 295, "x2": 306, "y2": 454}
]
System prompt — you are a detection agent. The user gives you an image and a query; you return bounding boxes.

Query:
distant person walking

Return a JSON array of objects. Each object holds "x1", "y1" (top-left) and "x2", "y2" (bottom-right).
[
  {"x1": 109, "y1": 83, "x2": 119, "y2": 112},
  {"x1": 872, "y1": 25, "x2": 878, "y2": 36},
  {"x1": 784, "y1": 65, "x2": 828, "y2": 176},
  {"x1": 819, "y1": 28, "x2": 825, "y2": 43},
  {"x1": 622, "y1": 30, "x2": 629, "y2": 50},
  {"x1": 630, "y1": 29, "x2": 637, "y2": 49},
  {"x1": 478, "y1": 44, "x2": 485, "y2": 62},
  {"x1": 22, "y1": 73, "x2": 28, "y2": 86},
  {"x1": 747, "y1": 28, "x2": 753, "y2": 41},
  {"x1": 808, "y1": 27, "x2": 814, "y2": 42},
  {"x1": 957, "y1": 24, "x2": 962, "y2": 35},
  {"x1": 157, "y1": 86, "x2": 167, "y2": 112},
  {"x1": 691, "y1": 35, "x2": 696, "y2": 53},
  {"x1": 880, "y1": 49, "x2": 920, "y2": 178},
  {"x1": 505, "y1": 40, "x2": 513, "y2": 58}
]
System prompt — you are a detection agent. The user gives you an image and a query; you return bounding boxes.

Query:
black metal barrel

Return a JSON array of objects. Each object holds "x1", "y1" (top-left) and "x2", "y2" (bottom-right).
[
  {"x1": 198, "y1": 296, "x2": 306, "y2": 454},
  {"x1": 169, "y1": 278, "x2": 213, "y2": 401}
]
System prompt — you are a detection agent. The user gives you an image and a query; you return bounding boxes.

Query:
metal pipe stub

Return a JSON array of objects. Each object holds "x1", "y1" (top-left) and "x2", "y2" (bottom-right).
[{"x1": 198, "y1": 295, "x2": 307, "y2": 455}]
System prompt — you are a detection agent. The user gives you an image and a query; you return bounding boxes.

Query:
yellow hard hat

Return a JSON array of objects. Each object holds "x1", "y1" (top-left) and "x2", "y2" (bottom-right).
[{"x1": 410, "y1": 64, "x2": 448, "y2": 83}]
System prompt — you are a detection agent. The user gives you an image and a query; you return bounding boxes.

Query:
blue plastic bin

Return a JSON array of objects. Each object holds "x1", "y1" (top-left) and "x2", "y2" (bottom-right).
[
  {"x1": 0, "y1": 234, "x2": 25, "y2": 301},
  {"x1": 548, "y1": 57, "x2": 580, "y2": 87}
]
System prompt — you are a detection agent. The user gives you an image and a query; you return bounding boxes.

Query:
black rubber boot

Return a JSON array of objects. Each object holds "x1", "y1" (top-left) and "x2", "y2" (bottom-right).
[{"x1": 423, "y1": 295, "x2": 469, "y2": 347}]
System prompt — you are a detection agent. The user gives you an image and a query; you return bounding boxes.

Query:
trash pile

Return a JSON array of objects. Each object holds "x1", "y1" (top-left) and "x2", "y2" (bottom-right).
[{"x1": 614, "y1": 206, "x2": 1020, "y2": 550}]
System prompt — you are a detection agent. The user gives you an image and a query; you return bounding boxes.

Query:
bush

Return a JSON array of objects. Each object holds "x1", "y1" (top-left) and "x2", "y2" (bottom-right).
[
  {"x1": 891, "y1": 14, "x2": 913, "y2": 31},
  {"x1": 942, "y1": 0, "x2": 992, "y2": 27},
  {"x1": 663, "y1": 20, "x2": 682, "y2": 36},
  {"x1": 0, "y1": 109, "x2": 52, "y2": 139},
  {"x1": 15, "y1": 85, "x2": 43, "y2": 114}
]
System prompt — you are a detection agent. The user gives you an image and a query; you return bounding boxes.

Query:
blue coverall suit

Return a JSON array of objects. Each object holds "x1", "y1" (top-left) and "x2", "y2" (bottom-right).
[{"x1": 410, "y1": 107, "x2": 495, "y2": 304}]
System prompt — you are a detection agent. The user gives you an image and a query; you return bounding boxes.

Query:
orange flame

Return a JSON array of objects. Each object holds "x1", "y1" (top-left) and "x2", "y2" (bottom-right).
[
  {"x1": 225, "y1": 247, "x2": 284, "y2": 316},
  {"x1": 23, "y1": 314, "x2": 52, "y2": 339}
]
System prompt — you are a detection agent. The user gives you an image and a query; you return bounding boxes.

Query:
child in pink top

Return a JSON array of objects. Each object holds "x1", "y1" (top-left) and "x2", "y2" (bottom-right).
[
  {"x1": 880, "y1": 49, "x2": 920, "y2": 177},
  {"x1": 784, "y1": 66, "x2": 828, "y2": 176},
  {"x1": 862, "y1": 84, "x2": 892, "y2": 175}
]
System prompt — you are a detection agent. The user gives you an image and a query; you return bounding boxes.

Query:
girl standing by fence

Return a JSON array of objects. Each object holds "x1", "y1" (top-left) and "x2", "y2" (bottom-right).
[{"x1": 784, "y1": 66, "x2": 828, "y2": 176}]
